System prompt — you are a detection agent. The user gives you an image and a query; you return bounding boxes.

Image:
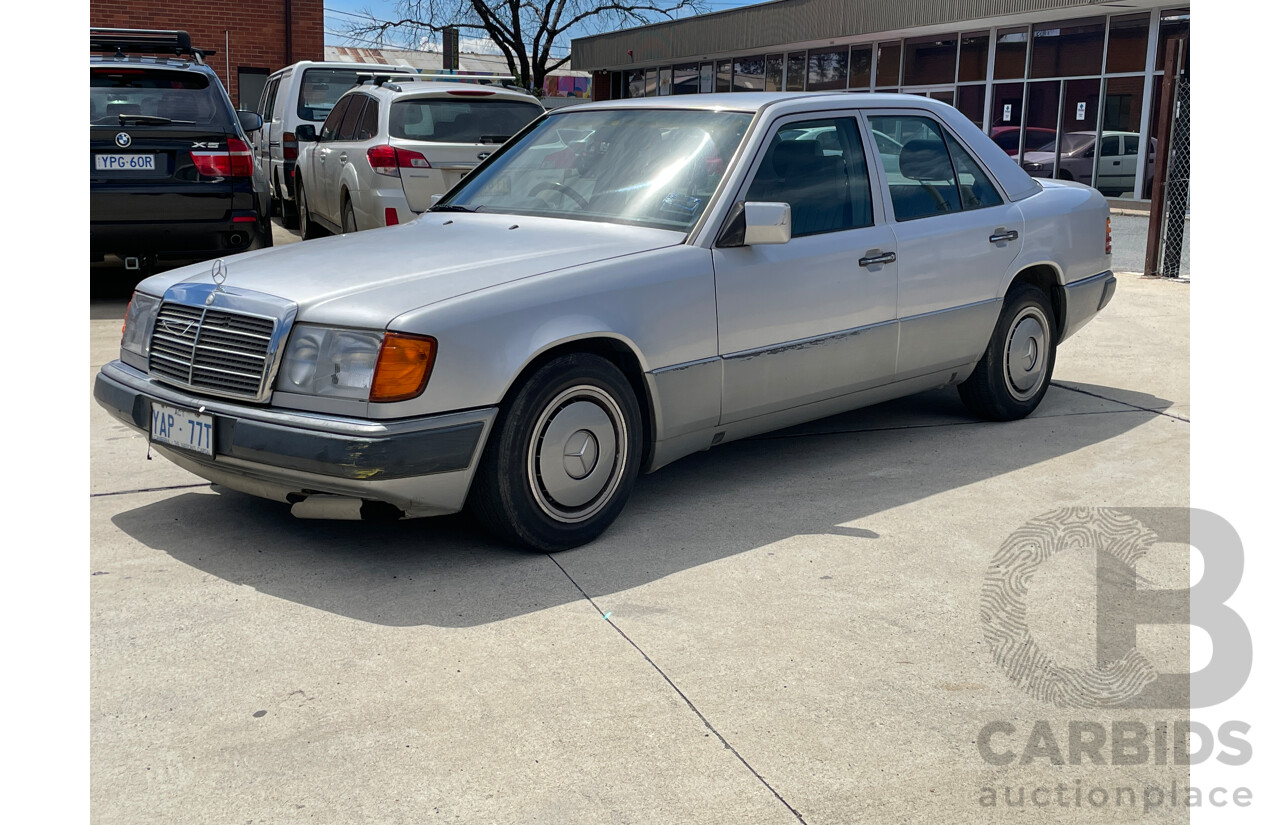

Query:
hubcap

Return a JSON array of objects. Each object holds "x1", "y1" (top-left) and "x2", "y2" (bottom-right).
[
  {"x1": 528, "y1": 386, "x2": 627, "y2": 523},
  {"x1": 1004, "y1": 307, "x2": 1050, "y2": 400}
]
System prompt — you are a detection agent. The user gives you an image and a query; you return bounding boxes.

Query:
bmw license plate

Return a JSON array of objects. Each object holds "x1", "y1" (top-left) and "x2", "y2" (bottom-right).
[
  {"x1": 95, "y1": 154, "x2": 157, "y2": 171},
  {"x1": 150, "y1": 402, "x2": 214, "y2": 456}
]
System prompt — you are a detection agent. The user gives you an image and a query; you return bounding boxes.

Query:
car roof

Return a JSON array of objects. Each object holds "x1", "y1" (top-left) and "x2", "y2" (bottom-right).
[
  {"x1": 351, "y1": 81, "x2": 540, "y2": 103},
  {"x1": 562, "y1": 91, "x2": 963, "y2": 115},
  {"x1": 90, "y1": 55, "x2": 217, "y2": 74}
]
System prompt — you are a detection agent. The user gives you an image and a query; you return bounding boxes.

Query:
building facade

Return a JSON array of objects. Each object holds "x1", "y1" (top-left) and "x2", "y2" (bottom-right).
[
  {"x1": 90, "y1": 0, "x2": 324, "y2": 110},
  {"x1": 574, "y1": 0, "x2": 1189, "y2": 201}
]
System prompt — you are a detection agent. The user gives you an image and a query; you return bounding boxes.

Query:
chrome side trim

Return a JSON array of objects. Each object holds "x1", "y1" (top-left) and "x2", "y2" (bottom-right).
[
  {"x1": 897, "y1": 296, "x2": 1001, "y2": 325},
  {"x1": 722, "y1": 318, "x2": 897, "y2": 361}
]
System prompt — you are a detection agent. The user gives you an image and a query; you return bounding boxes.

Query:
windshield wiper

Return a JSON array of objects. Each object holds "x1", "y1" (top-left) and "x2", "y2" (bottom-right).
[
  {"x1": 116, "y1": 114, "x2": 195, "y2": 126},
  {"x1": 430, "y1": 204, "x2": 478, "y2": 213}
]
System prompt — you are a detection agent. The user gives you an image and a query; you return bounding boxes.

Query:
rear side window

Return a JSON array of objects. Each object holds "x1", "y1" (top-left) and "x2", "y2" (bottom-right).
[
  {"x1": 357, "y1": 98, "x2": 379, "y2": 140},
  {"x1": 91, "y1": 68, "x2": 227, "y2": 126},
  {"x1": 258, "y1": 76, "x2": 279, "y2": 119},
  {"x1": 389, "y1": 99, "x2": 542, "y2": 144},
  {"x1": 335, "y1": 95, "x2": 367, "y2": 141},
  {"x1": 319, "y1": 96, "x2": 352, "y2": 141},
  {"x1": 870, "y1": 115, "x2": 962, "y2": 220}
]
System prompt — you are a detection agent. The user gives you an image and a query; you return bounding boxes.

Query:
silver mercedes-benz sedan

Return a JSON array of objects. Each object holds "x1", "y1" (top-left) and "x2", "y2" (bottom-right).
[{"x1": 95, "y1": 92, "x2": 1116, "y2": 551}]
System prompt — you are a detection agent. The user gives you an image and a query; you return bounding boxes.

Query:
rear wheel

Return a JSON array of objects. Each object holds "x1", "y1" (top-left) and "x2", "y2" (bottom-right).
[
  {"x1": 958, "y1": 284, "x2": 1057, "y2": 420},
  {"x1": 279, "y1": 172, "x2": 299, "y2": 230},
  {"x1": 296, "y1": 180, "x2": 325, "y2": 240},
  {"x1": 341, "y1": 197, "x2": 357, "y2": 234},
  {"x1": 468, "y1": 353, "x2": 642, "y2": 551}
]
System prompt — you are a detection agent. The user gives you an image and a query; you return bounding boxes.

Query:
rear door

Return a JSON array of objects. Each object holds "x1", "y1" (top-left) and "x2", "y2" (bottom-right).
[
  {"x1": 388, "y1": 92, "x2": 543, "y2": 211},
  {"x1": 90, "y1": 65, "x2": 236, "y2": 222}
]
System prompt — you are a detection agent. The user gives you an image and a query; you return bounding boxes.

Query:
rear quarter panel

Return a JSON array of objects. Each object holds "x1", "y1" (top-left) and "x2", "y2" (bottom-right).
[{"x1": 1010, "y1": 181, "x2": 1111, "y2": 286}]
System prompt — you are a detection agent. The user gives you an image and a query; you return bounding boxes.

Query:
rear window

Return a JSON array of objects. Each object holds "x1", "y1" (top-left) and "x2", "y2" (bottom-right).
[
  {"x1": 297, "y1": 68, "x2": 413, "y2": 122},
  {"x1": 90, "y1": 68, "x2": 227, "y2": 126},
  {"x1": 389, "y1": 99, "x2": 542, "y2": 144}
]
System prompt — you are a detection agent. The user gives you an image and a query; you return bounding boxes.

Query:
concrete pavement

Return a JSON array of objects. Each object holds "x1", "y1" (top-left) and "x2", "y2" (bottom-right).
[{"x1": 90, "y1": 229, "x2": 1191, "y2": 823}]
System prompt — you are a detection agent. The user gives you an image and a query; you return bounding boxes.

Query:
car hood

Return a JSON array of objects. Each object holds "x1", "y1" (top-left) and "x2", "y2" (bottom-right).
[{"x1": 140, "y1": 213, "x2": 684, "y2": 328}]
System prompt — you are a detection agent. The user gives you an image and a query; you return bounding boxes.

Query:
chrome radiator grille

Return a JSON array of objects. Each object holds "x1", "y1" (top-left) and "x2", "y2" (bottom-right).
[{"x1": 148, "y1": 303, "x2": 277, "y2": 399}]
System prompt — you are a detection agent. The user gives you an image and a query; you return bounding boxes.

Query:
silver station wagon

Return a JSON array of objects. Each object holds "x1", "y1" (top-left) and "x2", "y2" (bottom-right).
[{"x1": 95, "y1": 93, "x2": 1116, "y2": 551}]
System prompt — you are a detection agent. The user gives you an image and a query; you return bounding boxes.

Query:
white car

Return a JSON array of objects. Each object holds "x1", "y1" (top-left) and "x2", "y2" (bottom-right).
[
  {"x1": 292, "y1": 80, "x2": 544, "y2": 236},
  {"x1": 249, "y1": 61, "x2": 423, "y2": 229},
  {"x1": 1021, "y1": 131, "x2": 1156, "y2": 197}
]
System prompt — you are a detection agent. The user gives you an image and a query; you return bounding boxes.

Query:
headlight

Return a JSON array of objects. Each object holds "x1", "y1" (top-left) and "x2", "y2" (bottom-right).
[
  {"x1": 121, "y1": 292, "x2": 162, "y2": 358},
  {"x1": 276, "y1": 326, "x2": 437, "y2": 402},
  {"x1": 277, "y1": 325, "x2": 383, "y2": 400}
]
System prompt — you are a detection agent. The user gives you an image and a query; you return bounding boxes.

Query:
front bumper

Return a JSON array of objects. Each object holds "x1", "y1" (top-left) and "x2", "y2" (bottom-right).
[{"x1": 94, "y1": 360, "x2": 497, "y2": 517}]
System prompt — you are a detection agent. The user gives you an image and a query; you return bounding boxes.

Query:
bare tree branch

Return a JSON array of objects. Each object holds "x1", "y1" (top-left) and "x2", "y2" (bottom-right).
[{"x1": 342, "y1": 0, "x2": 705, "y2": 94}]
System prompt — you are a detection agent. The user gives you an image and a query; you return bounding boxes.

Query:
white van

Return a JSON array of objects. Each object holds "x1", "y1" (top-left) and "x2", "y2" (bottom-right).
[{"x1": 250, "y1": 61, "x2": 420, "y2": 227}]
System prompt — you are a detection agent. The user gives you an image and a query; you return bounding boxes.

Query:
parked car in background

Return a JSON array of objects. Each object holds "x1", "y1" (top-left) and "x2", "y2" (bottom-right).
[
  {"x1": 988, "y1": 126, "x2": 1057, "y2": 157},
  {"x1": 293, "y1": 80, "x2": 544, "y2": 236},
  {"x1": 1022, "y1": 130, "x2": 1156, "y2": 196},
  {"x1": 91, "y1": 28, "x2": 270, "y2": 273},
  {"x1": 95, "y1": 93, "x2": 1115, "y2": 552},
  {"x1": 249, "y1": 61, "x2": 422, "y2": 228}
]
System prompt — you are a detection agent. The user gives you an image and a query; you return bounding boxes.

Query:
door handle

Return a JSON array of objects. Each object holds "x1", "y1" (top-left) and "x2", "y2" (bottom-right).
[
  {"x1": 339, "y1": 152, "x2": 348, "y2": 163},
  {"x1": 989, "y1": 230, "x2": 1019, "y2": 244},
  {"x1": 858, "y1": 251, "x2": 896, "y2": 267}
]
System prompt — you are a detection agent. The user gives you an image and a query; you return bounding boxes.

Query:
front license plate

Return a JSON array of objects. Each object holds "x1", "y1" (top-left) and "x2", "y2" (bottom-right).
[
  {"x1": 95, "y1": 153, "x2": 157, "y2": 171},
  {"x1": 150, "y1": 402, "x2": 214, "y2": 456}
]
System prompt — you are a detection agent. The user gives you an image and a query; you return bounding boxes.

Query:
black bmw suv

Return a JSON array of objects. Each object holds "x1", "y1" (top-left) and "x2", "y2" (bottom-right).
[{"x1": 91, "y1": 29, "x2": 271, "y2": 273}]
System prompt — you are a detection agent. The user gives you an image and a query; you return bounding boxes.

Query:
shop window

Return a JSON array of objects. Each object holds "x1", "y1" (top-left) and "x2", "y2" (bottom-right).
[
  {"x1": 849, "y1": 46, "x2": 872, "y2": 88},
  {"x1": 237, "y1": 67, "x2": 268, "y2": 111},
  {"x1": 808, "y1": 47, "x2": 849, "y2": 91},
  {"x1": 700, "y1": 63, "x2": 714, "y2": 94},
  {"x1": 716, "y1": 60, "x2": 732, "y2": 93},
  {"x1": 957, "y1": 32, "x2": 989, "y2": 83},
  {"x1": 993, "y1": 27, "x2": 1028, "y2": 80},
  {"x1": 734, "y1": 56, "x2": 766, "y2": 92},
  {"x1": 903, "y1": 35, "x2": 957, "y2": 87},
  {"x1": 875, "y1": 42, "x2": 901, "y2": 88},
  {"x1": 645, "y1": 68, "x2": 658, "y2": 97},
  {"x1": 785, "y1": 52, "x2": 806, "y2": 91},
  {"x1": 765, "y1": 54, "x2": 784, "y2": 91},
  {"x1": 1156, "y1": 8, "x2": 1190, "y2": 70},
  {"x1": 1030, "y1": 18, "x2": 1104, "y2": 79},
  {"x1": 625, "y1": 69, "x2": 645, "y2": 98},
  {"x1": 673, "y1": 64, "x2": 699, "y2": 95},
  {"x1": 956, "y1": 84, "x2": 985, "y2": 128},
  {"x1": 1106, "y1": 13, "x2": 1150, "y2": 74},
  {"x1": 988, "y1": 83, "x2": 1024, "y2": 154},
  {"x1": 658, "y1": 67, "x2": 672, "y2": 95}
]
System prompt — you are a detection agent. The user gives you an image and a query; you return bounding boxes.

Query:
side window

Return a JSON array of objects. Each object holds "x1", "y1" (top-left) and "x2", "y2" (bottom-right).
[
  {"x1": 356, "y1": 98, "x2": 380, "y2": 141},
  {"x1": 335, "y1": 95, "x2": 367, "y2": 141},
  {"x1": 319, "y1": 96, "x2": 351, "y2": 141},
  {"x1": 1123, "y1": 134, "x2": 1140, "y2": 155},
  {"x1": 1100, "y1": 135, "x2": 1121, "y2": 157},
  {"x1": 257, "y1": 77, "x2": 278, "y2": 118},
  {"x1": 744, "y1": 117, "x2": 873, "y2": 237},
  {"x1": 943, "y1": 133, "x2": 1003, "y2": 209},
  {"x1": 869, "y1": 115, "x2": 961, "y2": 220}
]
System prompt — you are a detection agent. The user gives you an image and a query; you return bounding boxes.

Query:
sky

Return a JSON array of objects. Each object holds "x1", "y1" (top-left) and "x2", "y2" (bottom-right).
[{"x1": 323, "y1": 0, "x2": 760, "y2": 58}]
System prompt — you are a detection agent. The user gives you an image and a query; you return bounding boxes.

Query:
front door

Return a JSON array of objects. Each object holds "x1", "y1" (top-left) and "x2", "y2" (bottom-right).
[{"x1": 713, "y1": 113, "x2": 899, "y2": 424}]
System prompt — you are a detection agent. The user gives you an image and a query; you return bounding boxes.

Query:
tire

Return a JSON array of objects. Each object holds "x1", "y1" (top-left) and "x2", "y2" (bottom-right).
[
  {"x1": 1055, "y1": 170, "x2": 1074, "y2": 182},
  {"x1": 958, "y1": 284, "x2": 1057, "y2": 421},
  {"x1": 296, "y1": 180, "x2": 325, "y2": 240},
  {"x1": 341, "y1": 197, "x2": 357, "y2": 234},
  {"x1": 468, "y1": 353, "x2": 642, "y2": 551},
  {"x1": 279, "y1": 174, "x2": 299, "y2": 230}
]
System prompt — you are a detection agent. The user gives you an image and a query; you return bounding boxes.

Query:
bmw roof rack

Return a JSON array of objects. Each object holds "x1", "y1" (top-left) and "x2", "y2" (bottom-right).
[{"x1": 90, "y1": 28, "x2": 216, "y2": 64}]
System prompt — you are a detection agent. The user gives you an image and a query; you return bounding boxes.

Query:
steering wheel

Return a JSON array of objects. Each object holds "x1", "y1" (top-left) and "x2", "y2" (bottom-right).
[{"x1": 528, "y1": 181, "x2": 589, "y2": 210}]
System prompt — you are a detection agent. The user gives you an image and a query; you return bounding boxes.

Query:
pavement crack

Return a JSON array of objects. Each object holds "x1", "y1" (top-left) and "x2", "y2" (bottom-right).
[
  {"x1": 546, "y1": 553, "x2": 808, "y2": 825},
  {"x1": 1050, "y1": 382, "x2": 1189, "y2": 422},
  {"x1": 91, "y1": 482, "x2": 210, "y2": 498}
]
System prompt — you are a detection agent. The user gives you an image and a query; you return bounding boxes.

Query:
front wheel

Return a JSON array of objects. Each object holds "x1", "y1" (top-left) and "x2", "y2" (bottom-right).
[
  {"x1": 958, "y1": 284, "x2": 1057, "y2": 420},
  {"x1": 468, "y1": 353, "x2": 642, "y2": 551}
]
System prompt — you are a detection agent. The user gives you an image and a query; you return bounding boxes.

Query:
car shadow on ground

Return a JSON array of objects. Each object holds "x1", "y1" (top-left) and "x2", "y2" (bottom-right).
[{"x1": 108, "y1": 383, "x2": 1173, "y2": 627}]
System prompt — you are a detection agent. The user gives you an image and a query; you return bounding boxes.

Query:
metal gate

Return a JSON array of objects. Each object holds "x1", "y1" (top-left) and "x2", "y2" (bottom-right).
[{"x1": 1144, "y1": 38, "x2": 1190, "y2": 279}]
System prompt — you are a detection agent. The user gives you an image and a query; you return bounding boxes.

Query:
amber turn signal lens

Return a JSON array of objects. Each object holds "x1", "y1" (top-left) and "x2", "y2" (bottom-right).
[{"x1": 370, "y1": 333, "x2": 437, "y2": 402}]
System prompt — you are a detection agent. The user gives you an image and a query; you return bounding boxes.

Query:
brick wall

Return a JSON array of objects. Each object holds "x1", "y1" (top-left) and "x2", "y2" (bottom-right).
[{"x1": 90, "y1": 1, "x2": 324, "y2": 106}]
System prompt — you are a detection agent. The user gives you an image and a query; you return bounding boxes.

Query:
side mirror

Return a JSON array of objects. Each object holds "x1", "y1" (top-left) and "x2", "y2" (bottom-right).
[
  {"x1": 237, "y1": 110, "x2": 263, "y2": 133},
  {"x1": 295, "y1": 124, "x2": 318, "y2": 142},
  {"x1": 718, "y1": 202, "x2": 792, "y2": 247}
]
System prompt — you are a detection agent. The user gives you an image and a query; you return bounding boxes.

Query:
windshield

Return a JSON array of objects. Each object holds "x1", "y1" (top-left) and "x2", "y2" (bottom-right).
[
  {"x1": 438, "y1": 108, "x2": 753, "y2": 232},
  {"x1": 390, "y1": 98, "x2": 543, "y2": 144},
  {"x1": 90, "y1": 68, "x2": 225, "y2": 126}
]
